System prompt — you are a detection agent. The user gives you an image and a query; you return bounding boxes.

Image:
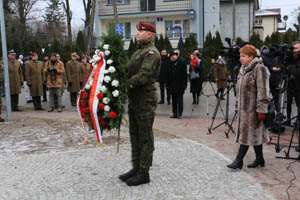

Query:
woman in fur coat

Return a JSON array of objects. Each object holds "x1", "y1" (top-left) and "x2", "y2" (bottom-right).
[{"x1": 227, "y1": 45, "x2": 270, "y2": 170}]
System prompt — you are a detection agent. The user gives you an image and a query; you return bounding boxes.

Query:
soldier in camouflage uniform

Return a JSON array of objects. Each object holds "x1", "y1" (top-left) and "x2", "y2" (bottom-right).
[
  {"x1": 0, "y1": 60, "x2": 4, "y2": 122},
  {"x1": 119, "y1": 22, "x2": 161, "y2": 186}
]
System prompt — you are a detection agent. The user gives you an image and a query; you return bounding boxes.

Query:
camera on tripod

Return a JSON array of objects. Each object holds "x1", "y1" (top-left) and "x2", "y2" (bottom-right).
[
  {"x1": 276, "y1": 44, "x2": 294, "y2": 66},
  {"x1": 48, "y1": 67, "x2": 57, "y2": 76}
]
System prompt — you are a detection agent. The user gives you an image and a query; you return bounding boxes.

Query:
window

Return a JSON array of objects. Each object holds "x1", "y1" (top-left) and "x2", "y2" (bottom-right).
[
  {"x1": 165, "y1": 19, "x2": 190, "y2": 39},
  {"x1": 140, "y1": 0, "x2": 156, "y2": 11},
  {"x1": 119, "y1": 22, "x2": 131, "y2": 40},
  {"x1": 107, "y1": 0, "x2": 129, "y2": 5}
]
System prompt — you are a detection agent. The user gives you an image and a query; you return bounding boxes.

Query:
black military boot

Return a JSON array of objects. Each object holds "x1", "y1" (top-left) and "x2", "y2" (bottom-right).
[
  {"x1": 126, "y1": 172, "x2": 150, "y2": 186},
  {"x1": 227, "y1": 145, "x2": 249, "y2": 169},
  {"x1": 119, "y1": 168, "x2": 139, "y2": 182},
  {"x1": 247, "y1": 145, "x2": 265, "y2": 168}
]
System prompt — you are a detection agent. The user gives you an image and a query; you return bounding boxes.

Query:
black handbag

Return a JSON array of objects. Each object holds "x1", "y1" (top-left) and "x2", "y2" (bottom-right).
[
  {"x1": 189, "y1": 70, "x2": 200, "y2": 80},
  {"x1": 264, "y1": 100, "x2": 275, "y2": 128}
]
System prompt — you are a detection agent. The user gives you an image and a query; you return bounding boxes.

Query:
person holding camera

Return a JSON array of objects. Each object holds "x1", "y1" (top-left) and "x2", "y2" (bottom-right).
[
  {"x1": 25, "y1": 52, "x2": 44, "y2": 110},
  {"x1": 227, "y1": 45, "x2": 270, "y2": 170},
  {"x1": 44, "y1": 53, "x2": 65, "y2": 112},
  {"x1": 287, "y1": 41, "x2": 300, "y2": 152}
]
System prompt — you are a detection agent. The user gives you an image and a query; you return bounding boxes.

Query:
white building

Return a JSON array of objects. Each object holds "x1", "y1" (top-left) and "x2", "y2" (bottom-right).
[{"x1": 95, "y1": 0, "x2": 259, "y2": 49}]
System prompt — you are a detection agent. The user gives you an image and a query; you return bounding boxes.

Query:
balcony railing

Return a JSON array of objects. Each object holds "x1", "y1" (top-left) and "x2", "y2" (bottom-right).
[{"x1": 99, "y1": 0, "x2": 192, "y2": 16}]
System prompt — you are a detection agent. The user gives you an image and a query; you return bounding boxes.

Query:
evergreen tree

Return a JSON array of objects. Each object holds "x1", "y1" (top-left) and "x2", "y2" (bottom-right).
[
  {"x1": 158, "y1": 34, "x2": 165, "y2": 52},
  {"x1": 249, "y1": 32, "x2": 263, "y2": 49},
  {"x1": 264, "y1": 35, "x2": 271, "y2": 46},
  {"x1": 202, "y1": 32, "x2": 214, "y2": 78},
  {"x1": 282, "y1": 29, "x2": 294, "y2": 44},
  {"x1": 164, "y1": 36, "x2": 173, "y2": 53},
  {"x1": 270, "y1": 32, "x2": 282, "y2": 45},
  {"x1": 154, "y1": 35, "x2": 160, "y2": 51},
  {"x1": 235, "y1": 37, "x2": 245, "y2": 46},
  {"x1": 76, "y1": 30, "x2": 86, "y2": 53},
  {"x1": 127, "y1": 38, "x2": 137, "y2": 58}
]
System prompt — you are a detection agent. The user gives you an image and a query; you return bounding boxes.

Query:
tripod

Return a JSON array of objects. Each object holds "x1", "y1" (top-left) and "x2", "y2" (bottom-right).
[
  {"x1": 276, "y1": 115, "x2": 300, "y2": 160},
  {"x1": 208, "y1": 81, "x2": 236, "y2": 138}
]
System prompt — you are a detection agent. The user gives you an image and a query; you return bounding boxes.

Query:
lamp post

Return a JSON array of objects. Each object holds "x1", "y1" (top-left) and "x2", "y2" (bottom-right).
[{"x1": 0, "y1": 0, "x2": 12, "y2": 120}]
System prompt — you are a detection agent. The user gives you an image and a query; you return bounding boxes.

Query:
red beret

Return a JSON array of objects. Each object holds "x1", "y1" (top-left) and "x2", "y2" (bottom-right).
[
  {"x1": 136, "y1": 22, "x2": 156, "y2": 33},
  {"x1": 31, "y1": 52, "x2": 38, "y2": 56}
]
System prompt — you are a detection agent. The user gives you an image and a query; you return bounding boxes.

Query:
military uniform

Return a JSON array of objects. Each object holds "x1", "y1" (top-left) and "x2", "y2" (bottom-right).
[
  {"x1": 8, "y1": 59, "x2": 23, "y2": 111},
  {"x1": 66, "y1": 59, "x2": 82, "y2": 106},
  {"x1": 25, "y1": 59, "x2": 44, "y2": 110},
  {"x1": 120, "y1": 22, "x2": 160, "y2": 186}
]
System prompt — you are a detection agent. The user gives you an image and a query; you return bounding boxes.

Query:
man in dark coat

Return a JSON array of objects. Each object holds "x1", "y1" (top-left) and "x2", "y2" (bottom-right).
[
  {"x1": 261, "y1": 46, "x2": 281, "y2": 114},
  {"x1": 167, "y1": 50, "x2": 187, "y2": 119},
  {"x1": 157, "y1": 49, "x2": 170, "y2": 104},
  {"x1": 119, "y1": 22, "x2": 160, "y2": 186}
]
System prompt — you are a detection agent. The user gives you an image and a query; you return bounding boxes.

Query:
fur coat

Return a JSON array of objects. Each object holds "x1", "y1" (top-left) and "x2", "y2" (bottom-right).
[{"x1": 236, "y1": 57, "x2": 270, "y2": 146}]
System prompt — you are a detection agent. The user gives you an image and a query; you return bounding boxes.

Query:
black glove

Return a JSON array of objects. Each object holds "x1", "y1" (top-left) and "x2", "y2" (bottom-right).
[
  {"x1": 80, "y1": 81, "x2": 83, "y2": 87},
  {"x1": 28, "y1": 84, "x2": 31, "y2": 87},
  {"x1": 68, "y1": 82, "x2": 72, "y2": 87},
  {"x1": 64, "y1": 82, "x2": 67, "y2": 86}
]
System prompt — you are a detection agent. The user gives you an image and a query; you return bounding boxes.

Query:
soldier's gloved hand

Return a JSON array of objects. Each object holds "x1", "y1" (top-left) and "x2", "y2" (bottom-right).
[
  {"x1": 68, "y1": 82, "x2": 72, "y2": 87},
  {"x1": 27, "y1": 84, "x2": 31, "y2": 88},
  {"x1": 257, "y1": 113, "x2": 266, "y2": 121},
  {"x1": 80, "y1": 81, "x2": 83, "y2": 87}
]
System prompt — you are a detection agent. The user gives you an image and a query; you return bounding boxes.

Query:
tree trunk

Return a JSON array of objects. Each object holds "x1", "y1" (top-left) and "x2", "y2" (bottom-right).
[
  {"x1": 112, "y1": 0, "x2": 119, "y2": 24},
  {"x1": 87, "y1": 0, "x2": 96, "y2": 52},
  {"x1": 64, "y1": 0, "x2": 72, "y2": 44}
]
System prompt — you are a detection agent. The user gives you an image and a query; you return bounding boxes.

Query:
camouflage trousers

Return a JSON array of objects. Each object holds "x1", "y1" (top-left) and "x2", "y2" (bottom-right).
[{"x1": 128, "y1": 107, "x2": 155, "y2": 173}]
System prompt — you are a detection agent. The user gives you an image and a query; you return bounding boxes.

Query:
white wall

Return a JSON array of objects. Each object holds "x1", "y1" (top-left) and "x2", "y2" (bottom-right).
[{"x1": 204, "y1": 0, "x2": 220, "y2": 38}]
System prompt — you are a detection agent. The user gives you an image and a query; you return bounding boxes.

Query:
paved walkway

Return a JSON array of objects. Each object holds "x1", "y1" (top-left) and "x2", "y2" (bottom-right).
[{"x1": 0, "y1": 137, "x2": 274, "y2": 200}]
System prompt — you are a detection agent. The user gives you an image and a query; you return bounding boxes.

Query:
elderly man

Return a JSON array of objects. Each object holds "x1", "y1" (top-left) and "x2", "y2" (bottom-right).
[{"x1": 119, "y1": 22, "x2": 160, "y2": 186}]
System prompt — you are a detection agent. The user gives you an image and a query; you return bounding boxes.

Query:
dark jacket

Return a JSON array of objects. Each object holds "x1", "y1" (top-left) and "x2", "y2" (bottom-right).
[
  {"x1": 157, "y1": 55, "x2": 169, "y2": 83},
  {"x1": 261, "y1": 52, "x2": 281, "y2": 90},
  {"x1": 287, "y1": 57, "x2": 300, "y2": 90},
  {"x1": 189, "y1": 57, "x2": 203, "y2": 93},
  {"x1": 167, "y1": 57, "x2": 187, "y2": 94}
]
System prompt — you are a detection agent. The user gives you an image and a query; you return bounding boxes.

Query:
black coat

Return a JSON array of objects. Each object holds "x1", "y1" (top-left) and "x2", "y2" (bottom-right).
[
  {"x1": 167, "y1": 58, "x2": 187, "y2": 94},
  {"x1": 157, "y1": 56, "x2": 169, "y2": 83},
  {"x1": 261, "y1": 53, "x2": 281, "y2": 89},
  {"x1": 287, "y1": 58, "x2": 300, "y2": 91},
  {"x1": 189, "y1": 58, "x2": 203, "y2": 93}
]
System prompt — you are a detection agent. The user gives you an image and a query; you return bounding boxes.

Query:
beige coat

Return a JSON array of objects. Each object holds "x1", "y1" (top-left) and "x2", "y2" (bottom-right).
[
  {"x1": 66, "y1": 60, "x2": 82, "y2": 92},
  {"x1": 44, "y1": 60, "x2": 65, "y2": 88},
  {"x1": 25, "y1": 60, "x2": 43, "y2": 97},
  {"x1": 8, "y1": 60, "x2": 23, "y2": 95},
  {"x1": 80, "y1": 63, "x2": 91, "y2": 84},
  {"x1": 214, "y1": 63, "x2": 229, "y2": 89},
  {"x1": 236, "y1": 58, "x2": 270, "y2": 146}
]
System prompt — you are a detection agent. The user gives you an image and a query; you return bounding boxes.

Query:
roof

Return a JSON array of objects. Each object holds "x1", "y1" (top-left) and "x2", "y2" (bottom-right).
[{"x1": 255, "y1": 8, "x2": 281, "y2": 17}]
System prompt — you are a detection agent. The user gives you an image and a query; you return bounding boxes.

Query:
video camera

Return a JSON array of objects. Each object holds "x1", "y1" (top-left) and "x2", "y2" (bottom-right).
[
  {"x1": 48, "y1": 68, "x2": 57, "y2": 76},
  {"x1": 275, "y1": 44, "x2": 294, "y2": 66}
]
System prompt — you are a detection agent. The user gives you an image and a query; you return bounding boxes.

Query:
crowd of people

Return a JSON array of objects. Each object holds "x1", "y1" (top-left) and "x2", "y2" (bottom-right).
[{"x1": 0, "y1": 50, "x2": 92, "y2": 121}]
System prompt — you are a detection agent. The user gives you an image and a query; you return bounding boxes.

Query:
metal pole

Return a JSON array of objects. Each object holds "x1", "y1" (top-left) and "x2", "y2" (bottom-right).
[
  {"x1": 0, "y1": 0, "x2": 12, "y2": 120},
  {"x1": 232, "y1": 0, "x2": 236, "y2": 41}
]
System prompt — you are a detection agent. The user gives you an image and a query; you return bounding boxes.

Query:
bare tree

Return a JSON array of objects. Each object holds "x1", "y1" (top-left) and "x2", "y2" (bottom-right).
[
  {"x1": 62, "y1": 0, "x2": 72, "y2": 44},
  {"x1": 111, "y1": 0, "x2": 119, "y2": 24},
  {"x1": 83, "y1": 0, "x2": 92, "y2": 31},
  {"x1": 86, "y1": 0, "x2": 96, "y2": 52}
]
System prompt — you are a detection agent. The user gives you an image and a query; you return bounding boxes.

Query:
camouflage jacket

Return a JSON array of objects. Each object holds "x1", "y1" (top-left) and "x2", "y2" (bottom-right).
[{"x1": 127, "y1": 39, "x2": 161, "y2": 108}]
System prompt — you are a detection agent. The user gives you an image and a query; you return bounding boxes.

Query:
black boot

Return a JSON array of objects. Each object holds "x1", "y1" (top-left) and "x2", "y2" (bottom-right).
[
  {"x1": 119, "y1": 168, "x2": 139, "y2": 182},
  {"x1": 126, "y1": 172, "x2": 150, "y2": 186},
  {"x1": 192, "y1": 93, "x2": 196, "y2": 104},
  {"x1": 227, "y1": 145, "x2": 249, "y2": 169},
  {"x1": 247, "y1": 145, "x2": 265, "y2": 168},
  {"x1": 157, "y1": 100, "x2": 164, "y2": 104}
]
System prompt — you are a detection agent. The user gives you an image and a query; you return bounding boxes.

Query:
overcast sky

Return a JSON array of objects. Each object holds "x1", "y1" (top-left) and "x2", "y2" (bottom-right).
[{"x1": 37, "y1": 0, "x2": 300, "y2": 30}]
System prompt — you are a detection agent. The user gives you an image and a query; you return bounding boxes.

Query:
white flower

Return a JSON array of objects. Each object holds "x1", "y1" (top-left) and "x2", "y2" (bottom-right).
[
  {"x1": 103, "y1": 44, "x2": 109, "y2": 50},
  {"x1": 107, "y1": 59, "x2": 113, "y2": 65},
  {"x1": 104, "y1": 76, "x2": 111, "y2": 83},
  {"x1": 101, "y1": 86, "x2": 107, "y2": 93},
  {"x1": 105, "y1": 50, "x2": 111, "y2": 56},
  {"x1": 85, "y1": 84, "x2": 91, "y2": 90},
  {"x1": 111, "y1": 80, "x2": 119, "y2": 87},
  {"x1": 104, "y1": 105, "x2": 110, "y2": 111},
  {"x1": 108, "y1": 66, "x2": 116, "y2": 73},
  {"x1": 112, "y1": 90, "x2": 119, "y2": 97},
  {"x1": 103, "y1": 69, "x2": 109, "y2": 74},
  {"x1": 103, "y1": 97, "x2": 110, "y2": 104}
]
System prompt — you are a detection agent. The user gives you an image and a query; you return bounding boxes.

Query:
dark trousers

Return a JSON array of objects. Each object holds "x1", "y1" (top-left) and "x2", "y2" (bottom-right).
[
  {"x1": 171, "y1": 93, "x2": 184, "y2": 117},
  {"x1": 42, "y1": 84, "x2": 47, "y2": 101},
  {"x1": 159, "y1": 82, "x2": 170, "y2": 103},
  {"x1": 271, "y1": 88, "x2": 280, "y2": 113},
  {"x1": 70, "y1": 92, "x2": 78, "y2": 106},
  {"x1": 32, "y1": 96, "x2": 42, "y2": 109},
  {"x1": 286, "y1": 88, "x2": 300, "y2": 121},
  {"x1": 11, "y1": 94, "x2": 19, "y2": 110},
  {"x1": 128, "y1": 108, "x2": 155, "y2": 172}
]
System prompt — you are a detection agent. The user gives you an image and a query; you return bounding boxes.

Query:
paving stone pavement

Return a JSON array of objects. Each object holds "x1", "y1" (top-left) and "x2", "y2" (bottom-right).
[{"x1": 0, "y1": 138, "x2": 275, "y2": 200}]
